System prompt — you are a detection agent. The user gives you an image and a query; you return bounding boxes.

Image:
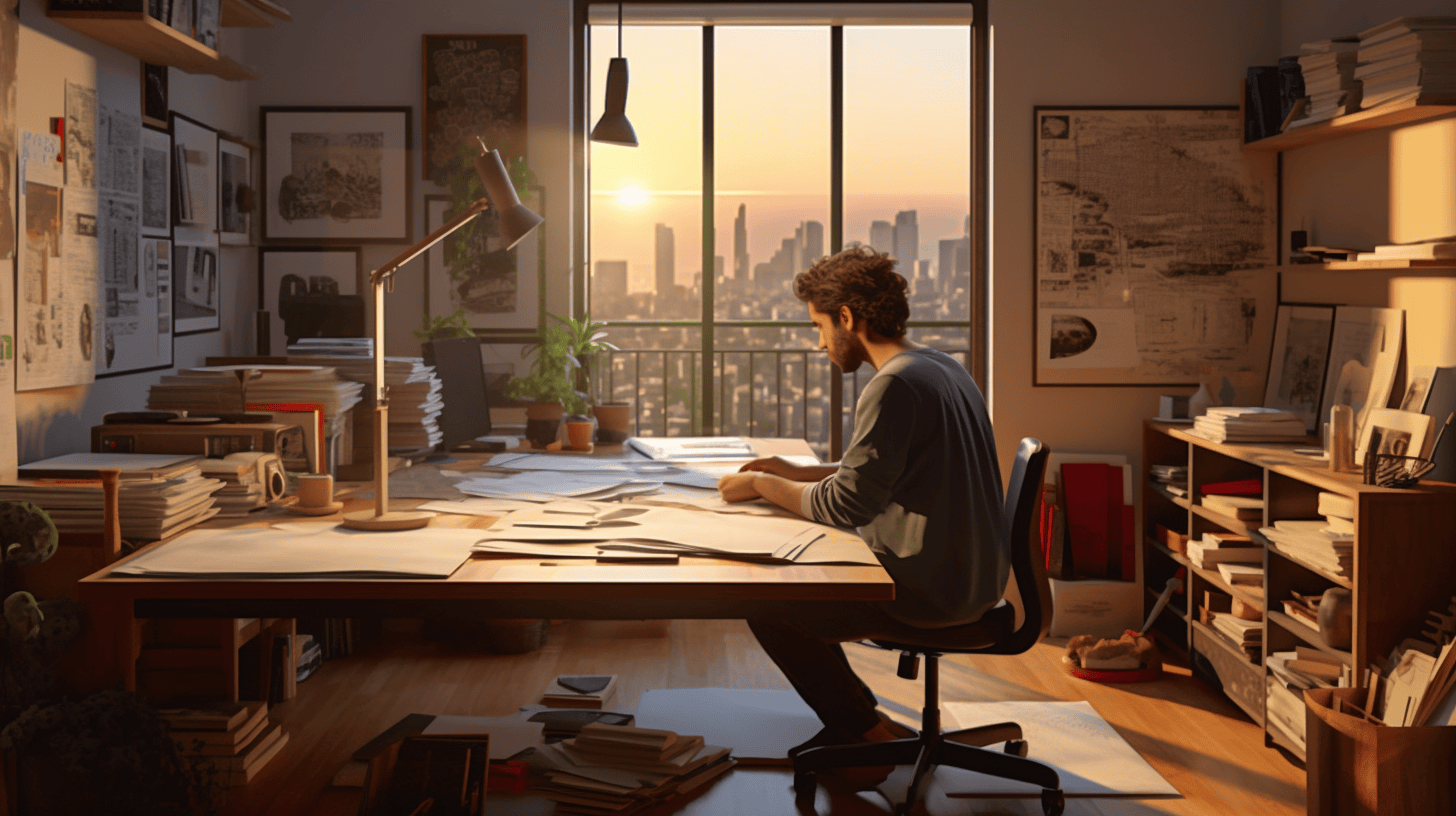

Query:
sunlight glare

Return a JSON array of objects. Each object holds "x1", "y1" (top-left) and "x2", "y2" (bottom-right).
[{"x1": 619, "y1": 186, "x2": 649, "y2": 207}]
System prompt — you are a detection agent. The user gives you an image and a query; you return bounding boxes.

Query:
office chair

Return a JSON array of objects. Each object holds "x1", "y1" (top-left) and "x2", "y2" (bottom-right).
[{"x1": 793, "y1": 437, "x2": 1064, "y2": 816}]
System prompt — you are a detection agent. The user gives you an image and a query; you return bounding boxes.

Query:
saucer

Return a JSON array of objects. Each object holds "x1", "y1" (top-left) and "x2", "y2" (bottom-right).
[{"x1": 285, "y1": 501, "x2": 344, "y2": 516}]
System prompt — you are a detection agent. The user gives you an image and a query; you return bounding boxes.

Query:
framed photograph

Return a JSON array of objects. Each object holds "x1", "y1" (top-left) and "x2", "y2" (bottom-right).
[
  {"x1": 141, "y1": 63, "x2": 168, "y2": 129},
  {"x1": 173, "y1": 240, "x2": 220, "y2": 335},
  {"x1": 140, "y1": 124, "x2": 171, "y2": 238},
  {"x1": 259, "y1": 247, "x2": 364, "y2": 354},
  {"x1": 1263, "y1": 304, "x2": 1335, "y2": 434},
  {"x1": 1399, "y1": 364, "x2": 1437, "y2": 412},
  {"x1": 217, "y1": 135, "x2": 254, "y2": 245},
  {"x1": 422, "y1": 34, "x2": 526, "y2": 183},
  {"x1": 1319, "y1": 306, "x2": 1404, "y2": 446},
  {"x1": 99, "y1": 236, "x2": 173, "y2": 377},
  {"x1": 261, "y1": 106, "x2": 412, "y2": 244},
  {"x1": 423, "y1": 189, "x2": 543, "y2": 338},
  {"x1": 170, "y1": 112, "x2": 217, "y2": 240},
  {"x1": 1357, "y1": 407, "x2": 1434, "y2": 467},
  {"x1": 1032, "y1": 106, "x2": 1278, "y2": 388}
]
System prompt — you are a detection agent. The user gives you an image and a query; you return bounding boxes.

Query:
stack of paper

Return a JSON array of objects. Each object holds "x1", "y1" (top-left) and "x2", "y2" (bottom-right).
[
  {"x1": 1200, "y1": 494, "x2": 1265, "y2": 521},
  {"x1": 147, "y1": 365, "x2": 365, "y2": 420},
  {"x1": 287, "y1": 354, "x2": 444, "y2": 453},
  {"x1": 1264, "y1": 675, "x2": 1308, "y2": 752},
  {"x1": 1353, "y1": 240, "x2": 1456, "y2": 262},
  {"x1": 1192, "y1": 407, "x2": 1307, "y2": 443},
  {"x1": 1148, "y1": 463, "x2": 1188, "y2": 496},
  {"x1": 1259, "y1": 519, "x2": 1354, "y2": 577},
  {"x1": 1, "y1": 453, "x2": 223, "y2": 540},
  {"x1": 1268, "y1": 648, "x2": 1347, "y2": 691},
  {"x1": 197, "y1": 457, "x2": 268, "y2": 516},
  {"x1": 1211, "y1": 611, "x2": 1262, "y2": 658},
  {"x1": 1289, "y1": 39, "x2": 1362, "y2": 127},
  {"x1": 1318, "y1": 490, "x2": 1356, "y2": 535},
  {"x1": 1353, "y1": 16, "x2": 1456, "y2": 111},
  {"x1": 1186, "y1": 532, "x2": 1260, "y2": 569},
  {"x1": 286, "y1": 337, "x2": 372, "y2": 357},
  {"x1": 527, "y1": 723, "x2": 734, "y2": 815}
]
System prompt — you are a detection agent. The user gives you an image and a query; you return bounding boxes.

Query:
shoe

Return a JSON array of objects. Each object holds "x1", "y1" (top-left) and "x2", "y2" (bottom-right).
[
  {"x1": 816, "y1": 763, "x2": 895, "y2": 793},
  {"x1": 788, "y1": 725, "x2": 855, "y2": 759}
]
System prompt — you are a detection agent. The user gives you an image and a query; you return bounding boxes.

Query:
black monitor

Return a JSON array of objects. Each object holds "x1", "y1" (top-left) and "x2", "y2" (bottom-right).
[{"x1": 423, "y1": 336, "x2": 493, "y2": 451}]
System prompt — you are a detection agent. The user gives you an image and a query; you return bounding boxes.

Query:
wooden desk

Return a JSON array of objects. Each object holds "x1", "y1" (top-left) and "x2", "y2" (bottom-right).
[{"x1": 76, "y1": 440, "x2": 894, "y2": 692}]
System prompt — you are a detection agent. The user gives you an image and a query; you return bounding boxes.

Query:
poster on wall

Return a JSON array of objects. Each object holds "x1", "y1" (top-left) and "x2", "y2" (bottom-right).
[
  {"x1": 1033, "y1": 107, "x2": 1278, "y2": 390},
  {"x1": 423, "y1": 192, "x2": 542, "y2": 337},
  {"x1": 261, "y1": 106, "x2": 412, "y2": 244},
  {"x1": 217, "y1": 135, "x2": 252, "y2": 244},
  {"x1": 173, "y1": 240, "x2": 220, "y2": 335},
  {"x1": 170, "y1": 112, "x2": 217, "y2": 240},
  {"x1": 140, "y1": 125, "x2": 171, "y2": 237},
  {"x1": 421, "y1": 34, "x2": 527, "y2": 184},
  {"x1": 98, "y1": 236, "x2": 172, "y2": 377},
  {"x1": 258, "y1": 247, "x2": 362, "y2": 354}
]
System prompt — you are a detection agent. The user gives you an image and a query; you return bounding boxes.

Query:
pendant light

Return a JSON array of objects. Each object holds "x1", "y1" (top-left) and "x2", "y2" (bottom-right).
[{"x1": 591, "y1": 2, "x2": 638, "y2": 147}]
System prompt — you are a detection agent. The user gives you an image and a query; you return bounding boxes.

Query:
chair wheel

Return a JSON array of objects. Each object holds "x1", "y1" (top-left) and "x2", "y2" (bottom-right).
[
  {"x1": 1004, "y1": 739, "x2": 1028, "y2": 757},
  {"x1": 794, "y1": 772, "x2": 817, "y2": 800},
  {"x1": 1041, "y1": 788, "x2": 1064, "y2": 816}
]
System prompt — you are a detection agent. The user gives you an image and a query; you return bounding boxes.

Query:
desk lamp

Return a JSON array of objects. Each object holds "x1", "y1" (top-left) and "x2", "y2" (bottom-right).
[{"x1": 342, "y1": 144, "x2": 542, "y2": 531}]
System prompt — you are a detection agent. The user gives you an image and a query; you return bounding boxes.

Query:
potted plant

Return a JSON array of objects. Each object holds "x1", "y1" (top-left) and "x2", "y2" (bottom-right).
[
  {"x1": 507, "y1": 313, "x2": 619, "y2": 449},
  {"x1": 412, "y1": 308, "x2": 474, "y2": 342}
]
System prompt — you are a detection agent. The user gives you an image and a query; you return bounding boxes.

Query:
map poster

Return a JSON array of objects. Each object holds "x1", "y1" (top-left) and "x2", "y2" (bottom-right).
[
  {"x1": 1033, "y1": 107, "x2": 1278, "y2": 389},
  {"x1": 422, "y1": 34, "x2": 526, "y2": 183}
]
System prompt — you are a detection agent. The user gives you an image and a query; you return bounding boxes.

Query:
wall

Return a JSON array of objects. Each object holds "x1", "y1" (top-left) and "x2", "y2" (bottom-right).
[
  {"x1": 14, "y1": 0, "x2": 251, "y2": 463},
  {"x1": 239, "y1": 0, "x2": 573, "y2": 370}
]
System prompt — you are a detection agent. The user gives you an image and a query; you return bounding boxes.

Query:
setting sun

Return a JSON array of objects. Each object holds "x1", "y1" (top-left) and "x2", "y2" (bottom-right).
[{"x1": 619, "y1": 185, "x2": 649, "y2": 207}]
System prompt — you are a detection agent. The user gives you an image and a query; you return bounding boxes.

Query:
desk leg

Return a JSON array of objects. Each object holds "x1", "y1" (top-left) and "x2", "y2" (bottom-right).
[{"x1": 74, "y1": 598, "x2": 138, "y2": 694}]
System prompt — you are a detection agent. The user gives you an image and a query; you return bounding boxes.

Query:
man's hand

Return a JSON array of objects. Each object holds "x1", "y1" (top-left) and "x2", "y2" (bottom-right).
[
  {"x1": 737, "y1": 456, "x2": 835, "y2": 482},
  {"x1": 717, "y1": 472, "x2": 761, "y2": 503}
]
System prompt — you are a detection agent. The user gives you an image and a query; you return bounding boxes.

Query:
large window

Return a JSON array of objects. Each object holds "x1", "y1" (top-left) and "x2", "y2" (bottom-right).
[{"x1": 582, "y1": 3, "x2": 982, "y2": 457}]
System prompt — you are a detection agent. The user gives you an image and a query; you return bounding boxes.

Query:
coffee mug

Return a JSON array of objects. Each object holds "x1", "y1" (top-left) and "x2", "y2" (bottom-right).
[{"x1": 296, "y1": 473, "x2": 335, "y2": 508}]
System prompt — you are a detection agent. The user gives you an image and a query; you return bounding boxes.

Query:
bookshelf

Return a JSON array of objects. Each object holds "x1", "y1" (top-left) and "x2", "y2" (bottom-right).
[
  {"x1": 1244, "y1": 98, "x2": 1456, "y2": 153},
  {"x1": 45, "y1": 4, "x2": 264, "y2": 81},
  {"x1": 1141, "y1": 420, "x2": 1456, "y2": 760}
]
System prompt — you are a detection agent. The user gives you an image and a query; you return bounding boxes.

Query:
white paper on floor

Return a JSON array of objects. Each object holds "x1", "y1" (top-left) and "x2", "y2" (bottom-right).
[{"x1": 941, "y1": 700, "x2": 1178, "y2": 797}]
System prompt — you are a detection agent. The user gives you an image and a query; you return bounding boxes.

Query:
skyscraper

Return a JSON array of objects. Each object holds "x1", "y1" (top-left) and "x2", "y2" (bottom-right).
[
  {"x1": 799, "y1": 220, "x2": 824, "y2": 266},
  {"x1": 595, "y1": 260, "x2": 629, "y2": 301},
  {"x1": 893, "y1": 210, "x2": 919, "y2": 278},
  {"x1": 733, "y1": 203, "x2": 748, "y2": 281},
  {"x1": 655, "y1": 223, "x2": 675, "y2": 293},
  {"x1": 939, "y1": 236, "x2": 969, "y2": 296},
  {"x1": 869, "y1": 220, "x2": 893, "y2": 254}
]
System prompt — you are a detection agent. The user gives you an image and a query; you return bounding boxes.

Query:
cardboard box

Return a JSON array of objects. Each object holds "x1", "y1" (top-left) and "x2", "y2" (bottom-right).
[
  {"x1": 1047, "y1": 578, "x2": 1141, "y2": 638},
  {"x1": 1306, "y1": 687, "x2": 1456, "y2": 816}
]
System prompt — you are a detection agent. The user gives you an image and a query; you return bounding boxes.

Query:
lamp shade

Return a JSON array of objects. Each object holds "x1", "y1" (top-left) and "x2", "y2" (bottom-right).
[
  {"x1": 591, "y1": 57, "x2": 638, "y2": 147},
  {"x1": 473, "y1": 148, "x2": 544, "y2": 250}
]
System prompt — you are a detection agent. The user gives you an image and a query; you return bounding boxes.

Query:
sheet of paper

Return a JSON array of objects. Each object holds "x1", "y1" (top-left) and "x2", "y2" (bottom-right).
[
  {"x1": 419, "y1": 498, "x2": 547, "y2": 516},
  {"x1": 421, "y1": 716, "x2": 544, "y2": 760},
  {"x1": 111, "y1": 524, "x2": 485, "y2": 578},
  {"x1": 456, "y1": 471, "x2": 662, "y2": 501}
]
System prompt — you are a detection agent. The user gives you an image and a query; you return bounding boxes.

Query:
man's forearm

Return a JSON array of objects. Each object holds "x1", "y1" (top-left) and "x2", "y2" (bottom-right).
[{"x1": 752, "y1": 473, "x2": 815, "y2": 518}]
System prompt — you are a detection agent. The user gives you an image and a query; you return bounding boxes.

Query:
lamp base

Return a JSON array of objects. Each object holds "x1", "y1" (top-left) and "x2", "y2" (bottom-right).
[{"x1": 341, "y1": 509, "x2": 435, "y2": 531}]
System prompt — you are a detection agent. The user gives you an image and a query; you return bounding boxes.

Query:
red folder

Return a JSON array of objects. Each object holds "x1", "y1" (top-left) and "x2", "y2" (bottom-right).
[{"x1": 1060, "y1": 462, "x2": 1116, "y2": 579}]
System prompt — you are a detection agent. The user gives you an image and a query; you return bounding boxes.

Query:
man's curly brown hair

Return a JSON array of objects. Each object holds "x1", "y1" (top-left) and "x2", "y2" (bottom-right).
[{"x1": 793, "y1": 246, "x2": 909, "y2": 339}]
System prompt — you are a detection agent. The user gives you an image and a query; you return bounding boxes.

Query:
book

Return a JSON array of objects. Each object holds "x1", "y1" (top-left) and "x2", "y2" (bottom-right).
[
  {"x1": 1200, "y1": 478, "x2": 1262, "y2": 496},
  {"x1": 626, "y1": 436, "x2": 754, "y2": 460},
  {"x1": 1200, "y1": 494, "x2": 1264, "y2": 520},
  {"x1": 1317, "y1": 491, "x2": 1356, "y2": 519},
  {"x1": 192, "y1": 721, "x2": 285, "y2": 773},
  {"x1": 159, "y1": 700, "x2": 266, "y2": 733},
  {"x1": 1358, "y1": 241, "x2": 1456, "y2": 260},
  {"x1": 17, "y1": 452, "x2": 202, "y2": 480},
  {"x1": 172, "y1": 710, "x2": 269, "y2": 754},
  {"x1": 1217, "y1": 563, "x2": 1264, "y2": 585},
  {"x1": 1358, "y1": 16, "x2": 1456, "y2": 47},
  {"x1": 1359, "y1": 31, "x2": 1456, "y2": 64},
  {"x1": 540, "y1": 674, "x2": 618, "y2": 709}
]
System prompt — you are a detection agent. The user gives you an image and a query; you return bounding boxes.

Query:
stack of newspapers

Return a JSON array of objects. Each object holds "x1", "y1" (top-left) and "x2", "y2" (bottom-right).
[
  {"x1": 1192, "y1": 407, "x2": 1307, "y2": 443},
  {"x1": 288, "y1": 347, "x2": 444, "y2": 453}
]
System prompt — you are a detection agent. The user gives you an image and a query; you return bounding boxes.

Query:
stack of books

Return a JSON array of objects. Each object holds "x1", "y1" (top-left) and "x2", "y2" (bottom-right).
[
  {"x1": 528, "y1": 723, "x2": 734, "y2": 815},
  {"x1": 1149, "y1": 463, "x2": 1188, "y2": 497},
  {"x1": 1353, "y1": 240, "x2": 1456, "y2": 262},
  {"x1": 162, "y1": 701, "x2": 289, "y2": 787},
  {"x1": 1200, "y1": 493, "x2": 1264, "y2": 522},
  {"x1": 1269, "y1": 648, "x2": 1348, "y2": 690},
  {"x1": 1192, "y1": 407, "x2": 1307, "y2": 443},
  {"x1": 1211, "y1": 612, "x2": 1263, "y2": 660},
  {"x1": 1, "y1": 453, "x2": 223, "y2": 541},
  {"x1": 1216, "y1": 562, "x2": 1265, "y2": 588},
  {"x1": 286, "y1": 352, "x2": 445, "y2": 453},
  {"x1": 540, "y1": 675, "x2": 619, "y2": 710},
  {"x1": 1289, "y1": 39, "x2": 1362, "y2": 127},
  {"x1": 197, "y1": 457, "x2": 268, "y2": 516},
  {"x1": 1318, "y1": 491, "x2": 1356, "y2": 536},
  {"x1": 147, "y1": 365, "x2": 365, "y2": 421},
  {"x1": 1354, "y1": 16, "x2": 1456, "y2": 111},
  {"x1": 1186, "y1": 531, "x2": 1260, "y2": 570},
  {"x1": 1259, "y1": 519, "x2": 1354, "y2": 578}
]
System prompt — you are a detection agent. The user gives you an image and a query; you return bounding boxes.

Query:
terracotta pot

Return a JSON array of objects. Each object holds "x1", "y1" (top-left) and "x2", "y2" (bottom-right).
[
  {"x1": 566, "y1": 419, "x2": 595, "y2": 452},
  {"x1": 524, "y1": 402, "x2": 563, "y2": 449},
  {"x1": 592, "y1": 402, "x2": 631, "y2": 444}
]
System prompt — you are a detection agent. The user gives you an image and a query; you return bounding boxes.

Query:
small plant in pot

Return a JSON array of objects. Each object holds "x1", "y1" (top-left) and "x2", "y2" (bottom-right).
[{"x1": 507, "y1": 313, "x2": 612, "y2": 448}]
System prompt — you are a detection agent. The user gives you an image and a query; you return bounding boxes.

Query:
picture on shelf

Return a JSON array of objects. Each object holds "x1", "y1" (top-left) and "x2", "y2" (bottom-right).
[
  {"x1": 1319, "y1": 306, "x2": 1404, "y2": 448},
  {"x1": 1355, "y1": 407, "x2": 1433, "y2": 467},
  {"x1": 1263, "y1": 304, "x2": 1335, "y2": 433},
  {"x1": 1400, "y1": 364, "x2": 1436, "y2": 412}
]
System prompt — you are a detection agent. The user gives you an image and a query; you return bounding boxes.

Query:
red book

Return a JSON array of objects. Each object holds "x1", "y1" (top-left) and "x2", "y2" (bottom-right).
[
  {"x1": 1200, "y1": 478, "x2": 1262, "y2": 496},
  {"x1": 1060, "y1": 462, "x2": 1115, "y2": 579}
]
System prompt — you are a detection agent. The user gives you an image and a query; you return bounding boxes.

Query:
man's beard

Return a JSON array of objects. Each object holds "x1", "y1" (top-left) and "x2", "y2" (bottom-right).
[{"x1": 829, "y1": 324, "x2": 868, "y2": 372}]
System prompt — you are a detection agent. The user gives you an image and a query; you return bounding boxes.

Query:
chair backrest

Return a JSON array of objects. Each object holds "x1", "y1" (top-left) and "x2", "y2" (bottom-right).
[{"x1": 983, "y1": 437, "x2": 1052, "y2": 655}]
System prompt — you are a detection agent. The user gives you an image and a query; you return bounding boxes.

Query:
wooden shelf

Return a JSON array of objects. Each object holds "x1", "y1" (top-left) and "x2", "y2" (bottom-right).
[
  {"x1": 1266, "y1": 611, "x2": 1353, "y2": 666},
  {"x1": 222, "y1": 0, "x2": 275, "y2": 27},
  {"x1": 46, "y1": 9, "x2": 258, "y2": 81},
  {"x1": 1243, "y1": 99, "x2": 1456, "y2": 153},
  {"x1": 1190, "y1": 501, "x2": 1260, "y2": 533}
]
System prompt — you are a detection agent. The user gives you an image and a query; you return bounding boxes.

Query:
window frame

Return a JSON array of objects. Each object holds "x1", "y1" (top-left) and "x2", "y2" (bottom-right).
[{"x1": 571, "y1": 0, "x2": 989, "y2": 456}]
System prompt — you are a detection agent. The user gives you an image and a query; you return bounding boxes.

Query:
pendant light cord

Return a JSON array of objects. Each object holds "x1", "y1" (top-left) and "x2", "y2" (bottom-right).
[{"x1": 617, "y1": 2, "x2": 623, "y2": 57}]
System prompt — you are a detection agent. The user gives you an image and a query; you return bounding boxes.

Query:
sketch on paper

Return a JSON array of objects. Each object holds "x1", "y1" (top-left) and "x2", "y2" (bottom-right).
[
  {"x1": 171, "y1": 114, "x2": 217, "y2": 237},
  {"x1": 141, "y1": 63, "x2": 168, "y2": 128},
  {"x1": 1263, "y1": 305, "x2": 1334, "y2": 433},
  {"x1": 1320, "y1": 307, "x2": 1403, "y2": 444},
  {"x1": 99, "y1": 235, "x2": 172, "y2": 376},
  {"x1": 278, "y1": 131, "x2": 382, "y2": 223},
  {"x1": 100, "y1": 195, "x2": 139, "y2": 295},
  {"x1": 98, "y1": 105, "x2": 140, "y2": 196},
  {"x1": 65, "y1": 80, "x2": 97, "y2": 190},
  {"x1": 173, "y1": 242, "x2": 219, "y2": 334},
  {"x1": 140, "y1": 127, "x2": 170, "y2": 236},
  {"x1": 423, "y1": 34, "x2": 526, "y2": 182},
  {"x1": 1034, "y1": 107, "x2": 1277, "y2": 387}
]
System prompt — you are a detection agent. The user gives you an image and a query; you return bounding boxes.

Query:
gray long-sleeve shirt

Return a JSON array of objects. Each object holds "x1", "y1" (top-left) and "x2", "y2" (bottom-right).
[{"x1": 804, "y1": 348, "x2": 1007, "y2": 627}]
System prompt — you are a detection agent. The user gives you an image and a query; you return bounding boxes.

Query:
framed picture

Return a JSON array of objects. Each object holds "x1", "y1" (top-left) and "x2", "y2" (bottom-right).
[
  {"x1": 261, "y1": 106, "x2": 412, "y2": 244},
  {"x1": 173, "y1": 240, "x2": 220, "y2": 335},
  {"x1": 1319, "y1": 306, "x2": 1404, "y2": 446},
  {"x1": 421, "y1": 34, "x2": 526, "y2": 183},
  {"x1": 217, "y1": 135, "x2": 254, "y2": 245},
  {"x1": 423, "y1": 189, "x2": 543, "y2": 338},
  {"x1": 1032, "y1": 106, "x2": 1278, "y2": 387},
  {"x1": 1399, "y1": 364, "x2": 1437, "y2": 413},
  {"x1": 170, "y1": 112, "x2": 217, "y2": 240},
  {"x1": 141, "y1": 63, "x2": 168, "y2": 129},
  {"x1": 99, "y1": 236, "x2": 173, "y2": 377},
  {"x1": 140, "y1": 124, "x2": 171, "y2": 238},
  {"x1": 1263, "y1": 304, "x2": 1335, "y2": 434},
  {"x1": 1357, "y1": 407, "x2": 1434, "y2": 467},
  {"x1": 259, "y1": 247, "x2": 364, "y2": 354}
]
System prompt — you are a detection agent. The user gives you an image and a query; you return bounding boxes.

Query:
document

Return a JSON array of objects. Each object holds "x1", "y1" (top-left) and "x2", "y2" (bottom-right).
[{"x1": 456, "y1": 471, "x2": 662, "y2": 502}]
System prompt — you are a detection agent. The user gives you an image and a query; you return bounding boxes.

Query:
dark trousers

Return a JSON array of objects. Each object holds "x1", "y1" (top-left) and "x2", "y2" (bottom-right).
[{"x1": 747, "y1": 601, "x2": 916, "y2": 739}]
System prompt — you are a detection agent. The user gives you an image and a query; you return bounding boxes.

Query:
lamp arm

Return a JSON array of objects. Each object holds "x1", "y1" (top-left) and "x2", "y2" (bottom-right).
[{"x1": 370, "y1": 197, "x2": 493, "y2": 288}]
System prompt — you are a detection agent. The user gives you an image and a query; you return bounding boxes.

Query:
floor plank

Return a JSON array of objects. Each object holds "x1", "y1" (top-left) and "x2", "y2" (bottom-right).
[{"x1": 215, "y1": 619, "x2": 1305, "y2": 816}]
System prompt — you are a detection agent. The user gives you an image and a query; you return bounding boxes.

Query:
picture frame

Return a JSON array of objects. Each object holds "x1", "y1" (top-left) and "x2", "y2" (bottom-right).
[
  {"x1": 98, "y1": 236, "x2": 174, "y2": 378},
  {"x1": 141, "y1": 63, "x2": 168, "y2": 129},
  {"x1": 421, "y1": 34, "x2": 527, "y2": 184},
  {"x1": 261, "y1": 106, "x2": 412, "y2": 244},
  {"x1": 1319, "y1": 306, "x2": 1404, "y2": 446},
  {"x1": 259, "y1": 247, "x2": 364, "y2": 354},
  {"x1": 1399, "y1": 364, "x2": 1437, "y2": 413},
  {"x1": 170, "y1": 111, "x2": 217, "y2": 241},
  {"x1": 1356, "y1": 407, "x2": 1434, "y2": 467},
  {"x1": 1263, "y1": 304, "x2": 1335, "y2": 434},
  {"x1": 1032, "y1": 106, "x2": 1278, "y2": 388},
  {"x1": 172, "y1": 240, "x2": 220, "y2": 335},
  {"x1": 423, "y1": 188, "x2": 543, "y2": 339},
  {"x1": 140, "y1": 124, "x2": 171, "y2": 238},
  {"x1": 217, "y1": 134, "x2": 254, "y2": 245}
]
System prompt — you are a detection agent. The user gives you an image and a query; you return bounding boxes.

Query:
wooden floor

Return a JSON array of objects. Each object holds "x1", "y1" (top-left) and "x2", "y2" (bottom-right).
[{"x1": 216, "y1": 619, "x2": 1306, "y2": 816}]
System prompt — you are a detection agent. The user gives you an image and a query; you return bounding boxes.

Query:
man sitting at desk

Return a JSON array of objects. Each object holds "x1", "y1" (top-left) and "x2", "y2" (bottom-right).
[{"x1": 717, "y1": 246, "x2": 1006, "y2": 787}]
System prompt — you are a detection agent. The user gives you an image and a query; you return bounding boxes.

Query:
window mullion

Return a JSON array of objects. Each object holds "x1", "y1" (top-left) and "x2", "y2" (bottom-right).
[
  {"x1": 829, "y1": 25, "x2": 844, "y2": 461},
  {"x1": 700, "y1": 25, "x2": 715, "y2": 436}
]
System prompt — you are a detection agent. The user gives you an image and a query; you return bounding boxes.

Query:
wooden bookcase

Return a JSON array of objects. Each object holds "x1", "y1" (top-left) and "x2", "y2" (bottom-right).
[{"x1": 1141, "y1": 420, "x2": 1456, "y2": 761}]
